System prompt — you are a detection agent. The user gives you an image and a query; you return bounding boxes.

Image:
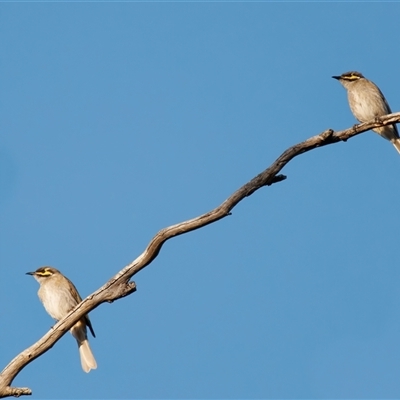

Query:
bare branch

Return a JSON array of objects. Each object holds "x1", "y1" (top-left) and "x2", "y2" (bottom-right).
[
  {"x1": 0, "y1": 387, "x2": 31, "y2": 398},
  {"x1": 1, "y1": 112, "x2": 400, "y2": 398}
]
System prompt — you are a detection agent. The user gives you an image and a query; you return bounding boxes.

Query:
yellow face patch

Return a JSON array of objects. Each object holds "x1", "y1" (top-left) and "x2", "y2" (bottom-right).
[
  {"x1": 344, "y1": 73, "x2": 361, "y2": 81},
  {"x1": 36, "y1": 267, "x2": 53, "y2": 277}
]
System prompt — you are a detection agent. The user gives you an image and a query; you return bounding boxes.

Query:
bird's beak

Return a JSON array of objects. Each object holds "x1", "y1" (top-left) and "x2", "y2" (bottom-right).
[
  {"x1": 332, "y1": 76, "x2": 341, "y2": 80},
  {"x1": 26, "y1": 272, "x2": 35, "y2": 275}
]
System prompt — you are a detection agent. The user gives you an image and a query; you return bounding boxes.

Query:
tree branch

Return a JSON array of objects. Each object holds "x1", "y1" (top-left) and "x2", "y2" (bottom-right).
[{"x1": 2, "y1": 112, "x2": 400, "y2": 398}]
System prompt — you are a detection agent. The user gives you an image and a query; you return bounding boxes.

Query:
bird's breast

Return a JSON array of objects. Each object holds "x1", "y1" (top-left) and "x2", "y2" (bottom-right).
[{"x1": 38, "y1": 283, "x2": 77, "y2": 321}]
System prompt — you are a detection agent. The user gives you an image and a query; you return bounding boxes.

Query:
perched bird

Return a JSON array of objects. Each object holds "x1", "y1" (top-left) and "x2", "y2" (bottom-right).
[
  {"x1": 332, "y1": 71, "x2": 400, "y2": 154},
  {"x1": 26, "y1": 266, "x2": 97, "y2": 373}
]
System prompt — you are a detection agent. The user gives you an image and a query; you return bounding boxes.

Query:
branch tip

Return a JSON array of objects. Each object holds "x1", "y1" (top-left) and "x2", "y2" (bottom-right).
[
  {"x1": 267, "y1": 174, "x2": 287, "y2": 186},
  {"x1": 0, "y1": 386, "x2": 32, "y2": 398}
]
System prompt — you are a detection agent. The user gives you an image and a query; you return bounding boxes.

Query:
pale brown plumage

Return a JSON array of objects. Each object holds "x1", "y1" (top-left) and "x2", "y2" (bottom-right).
[
  {"x1": 332, "y1": 71, "x2": 400, "y2": 154},
  {"x1": 27, "y1": 266, "x2": 97, "y2": 373}
]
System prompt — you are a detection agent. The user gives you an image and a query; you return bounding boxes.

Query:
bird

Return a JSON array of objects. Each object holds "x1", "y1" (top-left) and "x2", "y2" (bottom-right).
[
  {"x1": 26, "y1": 266, "x2": 97, "y2": 373},
  {"x1": 332, "y1": 71, "x2": 400, "y2": 154}
]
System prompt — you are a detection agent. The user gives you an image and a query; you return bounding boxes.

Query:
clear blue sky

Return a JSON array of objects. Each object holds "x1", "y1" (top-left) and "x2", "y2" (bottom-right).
[{"x1": 1, "y1": 2, "x2": 400, "y2": 398}]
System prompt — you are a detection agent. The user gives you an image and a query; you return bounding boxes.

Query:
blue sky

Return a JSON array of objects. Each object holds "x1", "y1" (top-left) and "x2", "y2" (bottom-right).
[{"x1": 1, "y1": 2, "x2": 400, "y2": 398}]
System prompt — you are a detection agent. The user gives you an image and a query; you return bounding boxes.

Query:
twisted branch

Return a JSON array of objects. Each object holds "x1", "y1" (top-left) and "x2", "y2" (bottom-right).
[{"x1": 2, "y1": 112, "x2": 400, "y2": 397}]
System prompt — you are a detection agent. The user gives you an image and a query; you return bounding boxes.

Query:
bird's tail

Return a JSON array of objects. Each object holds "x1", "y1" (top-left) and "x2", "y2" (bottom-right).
[
  {"x1": 78, "y1": 339, "x2": 97, "y2": 373},
  {"x1": 71, "y1": 321, "x2": 97, "y2": 373},
  {"x1": 392, "y1": 138, "x2": 400, "y2": 154}
]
